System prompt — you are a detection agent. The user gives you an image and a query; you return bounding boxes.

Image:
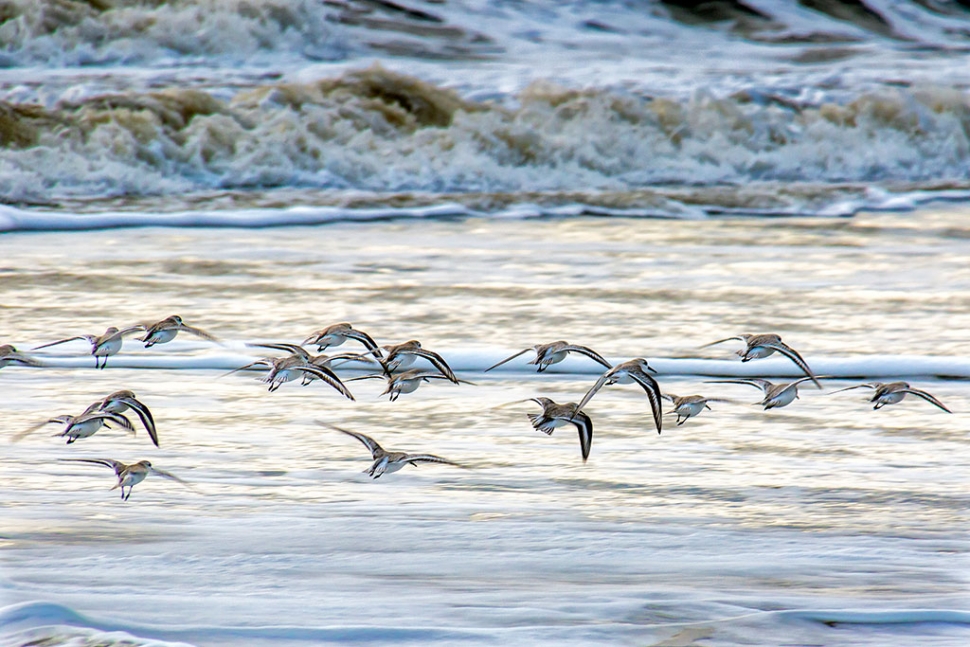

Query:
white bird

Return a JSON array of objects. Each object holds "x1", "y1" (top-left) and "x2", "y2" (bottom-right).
[
  {"x1": 33, "y1": 326, "x2": 137, "y2": 369},
  {"x1": 131, "y1": 315, "x2": 218, "y2": 348},
  {"x1": 661, "y1": 393, "x2": 734, "y2": 426},
  {"x1": 62, "y1": 458, "x2": 191, "y2": 501},
  {"x1": 324, "y1": 422, "x2": 459, "y2": 479},
  {"x1": 0, "y1": 344, "x2": 42, "y2": 369},
  {"x1": 707, "y1": 376, "x2": 822, "y2": 410},
  {"x1": 380, "y1": 340, "x2": 459, "y2": 384},
  {"x1": 345, "y1": 368, "x2": 473, "y2": 401},
  {"x1": 14, "y1": 410, "x2": 135, "y2": 444},
  {"x1": 703, "y1": 333, "x2": 821, "y2": 388},
  {"x1": 304, "y1": 323, "x2": 383, "y2": 358},
  {"x1": 526, "y1": 397, "x2": 594, "y2": 462},
  {"x1": 485, "y1": 341, "x2": 611, "y2": 373},
  {"x1": 574, "y1": 358, "x2": 663, "y2": 435},
  {"x1": 828, "y1": 381, "x2": 951, "y2": 413},
  {"x1": 86, "y1": 390, "x2": 158, "y2": 447}
]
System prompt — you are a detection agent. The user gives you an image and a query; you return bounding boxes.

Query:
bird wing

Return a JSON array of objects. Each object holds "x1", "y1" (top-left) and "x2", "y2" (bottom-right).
[
  {"x1": 562, "y1": 345, "x2": 612, "y2": 369},
  {"x1": 405, "y1": 454, "x2": 458, "y2": 467},
  {"x1": 484, "y1": 348, "x2": 531, "y2": 372},
  {"x1": 344, "y1": 329, "x2": 383, "y2": 358},
  {"x1": 11, "y1": 417, "x2": 65, "y2": 443},
  {"x1": 319, "y1": 352, "x2": 379, "y2": 368},
  {"x1": 660, "y1": 393, "x2": 678, "y2": 403},
  {"x1": 574, "y1": 372, "x2": 611, "y2": 413},
  {"x1": 827, "y1": 383, "x2": 878, "y2": 395},
  {"x1": 342, "y1": 372, "x2": 389, "y2": 383},
  {"x1": 571, "y1": 411, "x2": 593, "y2": 462},
  {"x1": 248, "y1": 342, "x2": 311, "y2": 361},
  {"x1": 707, "y1": 378, "x2": 774, "y2": 393},
  {"x1": 61, "y1": 457, "x2": 126, "y2": 475},
  {"x1": 298, "y1": 365, "x2": 356, "y2": 401},
  {"x1": 630, "y1": 370, "x2": 664, "y2": 435},
  {"x1": 122, "y1": 397, "x2": 158, "y2": 447},
  {"x1": 700, "y1": 335, "x2": 747, "y2": 348},
  {"x1": 325, "y1": 423, "x2": 384, "y2": 459},
  {"x1": 900, "y1": 388, "x2": 952, "y2": 413},
  {"x1": 149, "y1": 466, "x2": 193, "y2": 487},
  {"x1": 763, "y1": 341, "x2": 821, "y2": 388},
  {"x1": 179, "y1": 323, "x2": 218, "y2": 342},
  {"x1": 97, "y1": 412, "x2": 137, "y2": 434},
  {"x1": 32, "y1": 336, "x2": 86, "y2": 350},
  {"x1": 220, "y1": 359, "x2": 273, "y2": 378},
  {"x1": 410, "y1": 349, "x2": 459, "y2": 383}
]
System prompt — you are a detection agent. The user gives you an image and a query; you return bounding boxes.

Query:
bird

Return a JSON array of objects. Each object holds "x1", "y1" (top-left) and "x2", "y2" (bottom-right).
[
  {"x1": 61, "y1": 458, "x2": 190, "y2": 501},
  {"x1": 131, "y1": 315, "x2": 218, "y2": 347},
  {"x1": 707, "y1": 376, "x2": 822, "y2": 410},
  {"x1": 224, "y1": 355, "x2": 355, "y2": 399},
  {"x1": 0, "y1": 344, "x2": 42, "y2": 369},
  {"x1": 828, "y1": 381, "x2": 952, "y2": 413},
  {"x1": 32, "y1": 326, "x2": 136, "y2": 369},
  {"x1": 379, "y1": 340, "x2": 459, "y2": 384},
  {"x1": 485, "y1": 341, "x2": 612, "y2": 373},
  {"x1": 246, "y1": 342, "x2": 376, "y2": 385},
  {"x1": 324, "y1": 422, "x2": 459, "y2": 478},
  {"x1": 702, "y1": 333, "x2": 821, "y2": 388},
  {"x1": 345, "y1": 368, "x2": 474, "y2": 401},
  {"x1": 526, "y1": 397, "x2": 594, "y2": 462},
  {"x1": 86, "y1": 390, "x2": 158, "y2": 447},
  {"x1": 14, "y1": 410, "x2": 135, "y2": 444},
  {"x1": 574, "y1": 358, "x2": 663, "y2": 435},
  {"x1": 661, "y1": 393, "x2": 734, "y2": 426},
  {"x1": 303, "y1": 323, "x2": 383, "y2": 358}
]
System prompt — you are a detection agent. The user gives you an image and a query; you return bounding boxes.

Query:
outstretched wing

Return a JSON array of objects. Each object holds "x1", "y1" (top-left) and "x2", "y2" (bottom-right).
[
  {"x1": 121, "y1": 397, "x2": 158, "y2": 447},
  {"x1": 901, "y1": 388, "x2": 952, "y2": 413},
  {"x1": 484, "y1": 348, "x2": 531, "y2": 373},
  {"x1": 630, "y1": 371, "x2": 663, "y2": 435},
  {"x1": 299, "y1": 365, "x2": 355, "y2": 401},
  {"x1": 574, "y1": 372, "x2": 612, "y2": 413},
  {"x1": 343, "y1": 372, "x2": 389, "y2": 383},
  {"x1": 410, "y1": 349, "x2": 459, "y2": 383},
  {"x1": 571, "y1": 411, "x2": 593, "y2": 462},
  {"x1": 827, "y1": 383, "x2": 879, "y2": 395},
  {"x1": 61, "y1": 457, "x2": 126, "y2": 475},
  {"x1": 11, "y1": 417, "x2": 66, "y2": 443},
  {"x1": 248, "y1": 342, "x2": 311, "y2": 361},
  {"x1": 321, "y1": 422, "x2": 384, "y2": 458},
  {"x1": 220, "y1": 359, "x2": 273, "y2": 378},
  {"x1": 179, "y1": 323, "x2": 218, "y2": 342},
  {"x1": 343, "y1": 329, "x2": 383, "y2": 359},
  {"x1": 707, "y1": 378, "x2": 774, "y2": 393},
  {"x1": 763, "y1": 341, "x2": 821, "y2": 388},
  {"x1": 405, "y1": 454, "x2": 458, "y2": 467},
  {"x1": 32, "y1": 335, "x2": 87, "y2": 350},
  {"x1": 149, "y1": 466, "x2": 194, "y2": 487},
  {"x1": 563, "y1": 345, "x2": 612, "y2": 369},
  {"x1": 700, "y1": 335, "x2": 748, "y2": 348},
  {"x1": 98, "y1": 412, "x2": 136, "y2": 434}
]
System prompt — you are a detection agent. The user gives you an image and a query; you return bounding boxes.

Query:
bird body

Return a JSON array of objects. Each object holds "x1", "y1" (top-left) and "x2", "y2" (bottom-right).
[
  {"x1": 527, "y1": 397, "x2": 594, "y2": 462},
  {"x1": 381, "y1": 340, "x2": 458, "y2": 383},
  {"x1": 0, "y1": 344, "x2": 41, "y2": 369},
  {"x1": 134, "y1": 315, "x2": 217, "y2": 347},
  {"x1": 62, "y1": 458, "x2": 189, "y2": 500}
]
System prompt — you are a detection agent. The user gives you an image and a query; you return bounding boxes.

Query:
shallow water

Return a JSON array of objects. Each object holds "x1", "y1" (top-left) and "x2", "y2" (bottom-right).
[{"x1": 2, "y1": 209, "x2": 969, "y2": 646}]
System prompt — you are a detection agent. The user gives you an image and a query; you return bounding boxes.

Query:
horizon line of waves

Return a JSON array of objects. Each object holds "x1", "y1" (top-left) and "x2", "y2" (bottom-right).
[
  {"x1": 4, "y1": 186, "x2": 970, "y2": 232},
  {"x1": 10, "y1": 350, "x2": 970, "y2": 379},
  {"x1": 4, "y1": 68, "x2": 970, "y2": 203}
]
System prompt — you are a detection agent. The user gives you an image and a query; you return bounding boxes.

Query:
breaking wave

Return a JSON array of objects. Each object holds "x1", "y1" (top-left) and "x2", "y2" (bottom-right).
[{"x1": 2, "y1": 67, "x2": 970, "y2": 214}]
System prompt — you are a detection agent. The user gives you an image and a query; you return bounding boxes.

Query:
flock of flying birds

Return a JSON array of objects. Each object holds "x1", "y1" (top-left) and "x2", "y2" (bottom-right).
[{"x1": 2, "y1": 318, "x2": 955, "y2": 500}]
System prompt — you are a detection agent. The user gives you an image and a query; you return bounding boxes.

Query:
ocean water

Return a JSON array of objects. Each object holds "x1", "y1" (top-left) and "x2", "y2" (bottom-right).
[{"x1": 2, "y1": 2, "x2": 970, "y2": 646}]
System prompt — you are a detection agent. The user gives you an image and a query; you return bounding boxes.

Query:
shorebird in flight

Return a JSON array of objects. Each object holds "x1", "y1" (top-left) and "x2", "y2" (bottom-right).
[
  {"x1": 485, "y1": 341, "x2": 612, "y2": 373},
  {"x1": 324, "y1": 422, "x2": 459, "y2": 478},
  {"x1": 247, "y1": 342, "x2": 376, "y2": 385},
  {"x1": 379, "y1": 340, "x2": 459, "y2": 383},
  {"x1": 345, "y1": 368, "x2": 473, "y2": 401},
  {"x1": 0, "y1": 344, "x2": 42, "y2": 369},
  {"x1": 14, "y1": 409, "x2": 135, "y2": 444},
  {"x1": 574, "y1": 358, "x2": 663, "y2": 435},
  {"x1": 828, "y1": 381, "x2": 952, "y2": 413},
  {"x1": 703, "y1": 333, "x2": 821, "y2": 388},
  {"x1": 87, "y1": 390, "x2": 158, "y2": 447},
  {"x1": 224, "y1": 354, "x2": 355, "y2": 399},
  {"x1": 526, "y1": 397, "x2": 594, "y2": 462},
  {"x1": 661, "y1": 393, "x2": 734, "y2": 426},
  {"x1": 708, "y1": 376, "x2": 823, "y2": 410},
  {"x1": 32, "y1": 326, "x2": 137, "y2": 369},
  {"x1": 304, "y1": 323, "x2": 383, "y2": 358},
  {"x1": 131, "y1": 315, "x2": 218, "y2": 347},
  {"x1": 62, "y1": 458, "x2": 191, "y2": 501}
]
